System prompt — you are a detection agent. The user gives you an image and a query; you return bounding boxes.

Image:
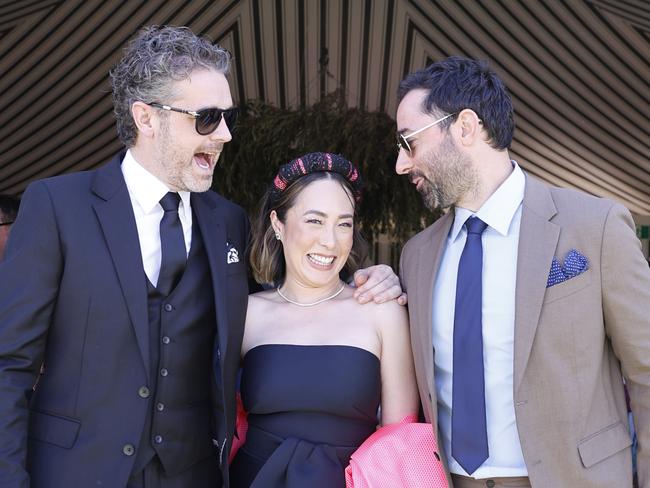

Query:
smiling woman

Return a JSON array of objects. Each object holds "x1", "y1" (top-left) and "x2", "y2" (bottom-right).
[
  {"x1": 249, "y1": 152, "x2": 366, "y2": 287},
  {"x1": 230, "y1": 152, "x2": 420, "y2": 488}
]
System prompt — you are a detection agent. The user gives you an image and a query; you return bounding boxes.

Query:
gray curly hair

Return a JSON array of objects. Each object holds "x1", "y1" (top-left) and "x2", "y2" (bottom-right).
[{"x1": 110, "y1": 25, "x2": 231, "y2": 147}]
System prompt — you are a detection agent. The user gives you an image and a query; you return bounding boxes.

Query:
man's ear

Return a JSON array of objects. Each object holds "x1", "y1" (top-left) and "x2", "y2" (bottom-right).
[
  {"x1": 131, "y1": 101, "x2": 156, "y2": 139},
  {"x1": 457, "y1": 108, "x2": 483, "y2": 147}
]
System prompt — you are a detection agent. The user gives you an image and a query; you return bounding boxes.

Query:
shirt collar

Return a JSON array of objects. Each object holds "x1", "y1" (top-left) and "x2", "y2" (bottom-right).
[
  {"x1": 121, "y1": 149, "x2": 192, "y2": 218},
  {"x1": 449, "y1": 161, "x2": 525, "y2": 241}
]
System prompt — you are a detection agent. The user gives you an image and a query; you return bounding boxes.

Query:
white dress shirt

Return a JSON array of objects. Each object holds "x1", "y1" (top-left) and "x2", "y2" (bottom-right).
[
  {"x1": 432, "y1": 162, "x2": 528, "y2": 478},
  {"x1": 121, "y1": 150, "x2": 192, "y2": 286}
]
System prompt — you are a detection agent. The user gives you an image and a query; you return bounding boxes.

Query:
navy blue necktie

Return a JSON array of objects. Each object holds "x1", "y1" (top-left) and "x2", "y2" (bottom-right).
[
  {"x1": 452, "y1": 216, "x2": 489, "y2": 474},
  {"x1": 158, "y1": 192, "x2": 186, "y2": 296}
]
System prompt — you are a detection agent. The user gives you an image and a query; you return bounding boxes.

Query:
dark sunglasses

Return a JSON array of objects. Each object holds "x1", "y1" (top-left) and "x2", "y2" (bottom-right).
[
  {"x1": 149, "y1": 103, "x2": 239, "y2": 135},
  {"x1": 396, "y1": 113, "x2": 455, "y2": 155}
]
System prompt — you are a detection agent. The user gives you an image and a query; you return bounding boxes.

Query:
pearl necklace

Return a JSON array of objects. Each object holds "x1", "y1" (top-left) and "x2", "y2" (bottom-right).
[{"x1": 276, "y1": 282, "x2": 346, "y2": 307}]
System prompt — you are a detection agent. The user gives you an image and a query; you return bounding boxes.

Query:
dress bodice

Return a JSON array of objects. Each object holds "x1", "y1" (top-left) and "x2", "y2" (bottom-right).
[{"x1": 230, "y1": 344, "x2": 381, "y2": 488}]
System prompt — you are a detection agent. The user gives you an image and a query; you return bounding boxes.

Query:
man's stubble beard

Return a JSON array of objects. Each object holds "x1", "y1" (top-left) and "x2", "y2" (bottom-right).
[
  {"x1": 416, "y1": 135, "x2": 478, "y2": 212},
  {"x1": 157, "y1": 118, "x2": 214, "y2": 193}
]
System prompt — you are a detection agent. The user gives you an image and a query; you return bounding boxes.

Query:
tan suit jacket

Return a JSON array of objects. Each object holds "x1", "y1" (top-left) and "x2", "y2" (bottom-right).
[{"x1": 400, "y1": 174, "x2": 650, "y2": 488}]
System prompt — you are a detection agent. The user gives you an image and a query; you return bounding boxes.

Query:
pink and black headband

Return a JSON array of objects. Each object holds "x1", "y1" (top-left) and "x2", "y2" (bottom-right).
[{"x1": 269, "y1": 152, "x2": 363, "y2": 205}]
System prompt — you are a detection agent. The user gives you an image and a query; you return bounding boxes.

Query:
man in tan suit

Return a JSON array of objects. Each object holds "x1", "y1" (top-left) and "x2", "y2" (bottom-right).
[{"x1": 396, "y1": 57, "x2": 650, "y2": 487}]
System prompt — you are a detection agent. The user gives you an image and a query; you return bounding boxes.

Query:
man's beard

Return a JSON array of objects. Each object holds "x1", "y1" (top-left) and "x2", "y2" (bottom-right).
[
  {"x1": 157, "y1": 118, "x2": 215, "y2": 193},
  {"x1": 412, "y1": 135, "x2": 478, "y2": 211}
]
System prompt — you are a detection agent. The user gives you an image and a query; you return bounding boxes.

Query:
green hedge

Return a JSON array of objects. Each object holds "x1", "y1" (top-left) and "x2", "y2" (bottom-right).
[{"x1": 214, "y1": 93, "x2": 439, "y2": 244}]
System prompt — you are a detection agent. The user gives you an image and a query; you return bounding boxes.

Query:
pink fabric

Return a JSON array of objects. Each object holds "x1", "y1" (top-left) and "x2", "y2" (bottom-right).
[
  {"x1": 228, "y1": 392, "x2": 249, "y2": 464},
  {"x1": 345, "y1": 416, "x2": 448, "y2": 488}
]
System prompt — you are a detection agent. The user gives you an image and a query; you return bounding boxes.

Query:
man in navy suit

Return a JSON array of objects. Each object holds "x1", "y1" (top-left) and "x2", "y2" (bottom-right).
[{"x1": 0, "y1": 26, "x2": 400, "y2": 488}]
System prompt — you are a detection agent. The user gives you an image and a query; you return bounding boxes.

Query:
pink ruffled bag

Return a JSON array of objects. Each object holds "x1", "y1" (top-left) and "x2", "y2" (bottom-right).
[{"x1": 345, "y1": 416, "x2": 448, "y2": 488}]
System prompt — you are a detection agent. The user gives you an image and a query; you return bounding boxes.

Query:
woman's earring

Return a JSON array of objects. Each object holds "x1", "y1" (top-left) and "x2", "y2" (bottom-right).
[{"x1": 275, "y1": 232, "x2": 281, "y2": 240}]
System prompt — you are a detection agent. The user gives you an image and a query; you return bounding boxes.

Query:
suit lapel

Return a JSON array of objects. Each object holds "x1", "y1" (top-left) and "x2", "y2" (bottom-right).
[
  {"x1": 415, "y1": 211, "x2": 453, "y2": 419},
  {"x1": 513, "y1": 175, "x2": 559, "y2": 392},
  {"x1": 192, "y1": 193, "x2": 229, "y2": 367},
  {"x1": 91, "y1": 154, "x2": 151, "y2": 378}
]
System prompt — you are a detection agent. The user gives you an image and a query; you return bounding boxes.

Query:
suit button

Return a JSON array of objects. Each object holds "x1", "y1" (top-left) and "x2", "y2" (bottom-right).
[
  {"x1": 122, "y1": 444, "x2": 135, "y2": 456},
  {"x1": 157, "y1": 402, "x2": 165, "y2": 412},
  {"x1": 160, "y1": 368, "x2": 169, "y2": 377},
  {"x1": 154, "y1": 435, "x2": 163, "y2": 444},
  {"x1": 486, "y1": 480, "x2": 495, "y2": 488},
  {"x1": 217, "y1": 348, "x2": 221, "y2": 359},
  {"x1": 138, "y1": 386, "x2": 150, "y2": 398},
  {"x1": 164, "y1": 303, "x2": 173, "y2": 312},
  {"x1": 162, "y1": 336, "x2": 170, "y2": 345}
]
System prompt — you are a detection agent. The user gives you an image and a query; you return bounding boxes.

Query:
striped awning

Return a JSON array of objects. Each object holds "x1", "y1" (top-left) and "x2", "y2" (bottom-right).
[{"x1": 0, "y1": 0, "x2": 648, "y2": 214}]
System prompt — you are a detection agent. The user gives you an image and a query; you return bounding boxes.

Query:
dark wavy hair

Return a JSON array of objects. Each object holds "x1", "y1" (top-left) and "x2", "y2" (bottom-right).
[
  {"x1": 249, "y1": 153, "x2": 368, "y2": 286},
  {"x1": 398, "y1": 56, "x2": 514, "y2": 150},
  {"x1": 110, "y1": 25, "x2": 231, "y2": 147},
  {"x1": 0, "y1": 195, "x2": 19, "y2": 223}
]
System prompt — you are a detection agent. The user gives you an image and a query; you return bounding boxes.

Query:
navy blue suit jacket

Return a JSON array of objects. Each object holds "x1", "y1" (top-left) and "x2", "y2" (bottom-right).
[{"x1": 0, "y1": 153, "x2": 250, "y2": 487}]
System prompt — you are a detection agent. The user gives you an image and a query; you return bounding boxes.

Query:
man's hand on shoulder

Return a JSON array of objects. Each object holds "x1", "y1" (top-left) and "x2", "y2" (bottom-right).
[{"x1": 352, "y1": 264, "x2": 407, "y2": 306}]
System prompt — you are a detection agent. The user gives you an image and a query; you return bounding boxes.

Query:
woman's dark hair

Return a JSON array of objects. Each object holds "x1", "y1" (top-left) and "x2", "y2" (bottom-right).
[
  {"x1": 249, "y1": 153, "x2": 368, "y2": 286},
  {"x1": 398, "y1": 56, "x2": 514, "y2": 150}
]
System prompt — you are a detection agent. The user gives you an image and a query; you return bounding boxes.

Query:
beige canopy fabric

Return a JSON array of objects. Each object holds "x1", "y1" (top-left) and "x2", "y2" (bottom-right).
[{"x1": 0, "y1": 0, "x2": 648, "y2": 215}]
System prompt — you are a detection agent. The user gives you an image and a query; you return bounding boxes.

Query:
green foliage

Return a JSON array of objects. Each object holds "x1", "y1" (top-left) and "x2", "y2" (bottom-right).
[{"x1": 213, "y1": 92, "x2": 438, "y2": 243}]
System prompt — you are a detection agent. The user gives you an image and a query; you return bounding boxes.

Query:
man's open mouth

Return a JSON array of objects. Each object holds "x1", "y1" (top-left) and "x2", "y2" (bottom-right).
[{"x1": 194, "y1": 152, "x2": 219, "y2": 169}]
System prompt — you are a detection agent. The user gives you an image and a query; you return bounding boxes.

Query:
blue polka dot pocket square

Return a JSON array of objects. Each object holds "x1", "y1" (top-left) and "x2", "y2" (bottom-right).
[{"x1": 546, "y1": 249, "x2": 589, "y2": 288}]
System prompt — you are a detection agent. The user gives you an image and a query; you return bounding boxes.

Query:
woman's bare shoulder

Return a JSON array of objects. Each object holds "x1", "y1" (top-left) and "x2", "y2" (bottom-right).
[
  {"x1": 247, "y1": 289, "x2": 281, "y2": 315},
  {"x1": 355, "y1": 297, "x2": 408, "y2": 322},
  {"x1": 250, "y1": 288, "x2": 277, "y2": 301},
  {"x1": 339, "y1": 294, "x2": 408, "y2": 336},
  {"x1": 367, "y1": 299, "x2": 409, "y2": 337}
]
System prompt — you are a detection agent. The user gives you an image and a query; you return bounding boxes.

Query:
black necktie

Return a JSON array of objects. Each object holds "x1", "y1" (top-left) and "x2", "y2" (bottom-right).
[
  {"x1": 451, "y1": 216, "x2": 489, "y2": 474},
  {"x1": 157, "y1": 192, "x2": 186, "y2": 296}
]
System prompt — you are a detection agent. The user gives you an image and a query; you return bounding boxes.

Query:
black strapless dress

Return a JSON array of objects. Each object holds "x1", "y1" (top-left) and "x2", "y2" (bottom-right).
[{"x1": 230, "y1": 344, "x2": 381, "y2": 488}]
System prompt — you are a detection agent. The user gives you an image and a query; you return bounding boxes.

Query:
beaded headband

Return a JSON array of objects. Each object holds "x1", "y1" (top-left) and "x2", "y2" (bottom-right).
[{"x1": 269, "y1": 152, "x2": 363, "y2": 205}]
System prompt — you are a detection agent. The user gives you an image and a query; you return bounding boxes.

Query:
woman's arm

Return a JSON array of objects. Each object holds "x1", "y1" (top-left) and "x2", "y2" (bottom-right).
[{"x1": 376, "y1": 302, "x2": 420, "y2": 425}]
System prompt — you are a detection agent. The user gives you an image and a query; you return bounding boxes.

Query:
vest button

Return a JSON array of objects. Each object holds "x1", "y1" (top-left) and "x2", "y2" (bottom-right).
[
  {"x1": 138, "y1": 386, "x2": 150, "y2": 398},
  {"x1": 157, "y1": 402, "x2": 165, "y2": 412},
  {"x1": 164, "y1": 303, "x2": 173, "y2": 312},
  {"x1": 162, "y1": 336, "x2": 170, "y2": 345},
  {"x1": 122, "y1": 444, "x2": 135, "y2": 456},
  {"x1": 160, "y1": 368, "x2": 169, "y2": 377},
  {"x1": 154, "y1": 435, "x2": 163, "y2": 444},
  {"x1": 486, "y1": 481, "x2": 496, "y2": 488}
]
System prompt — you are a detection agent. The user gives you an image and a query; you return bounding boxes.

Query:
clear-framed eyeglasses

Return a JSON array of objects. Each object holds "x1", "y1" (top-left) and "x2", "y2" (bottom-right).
[{"x1": 396, "y1": 113, "x2": 455, "y2": 155}]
